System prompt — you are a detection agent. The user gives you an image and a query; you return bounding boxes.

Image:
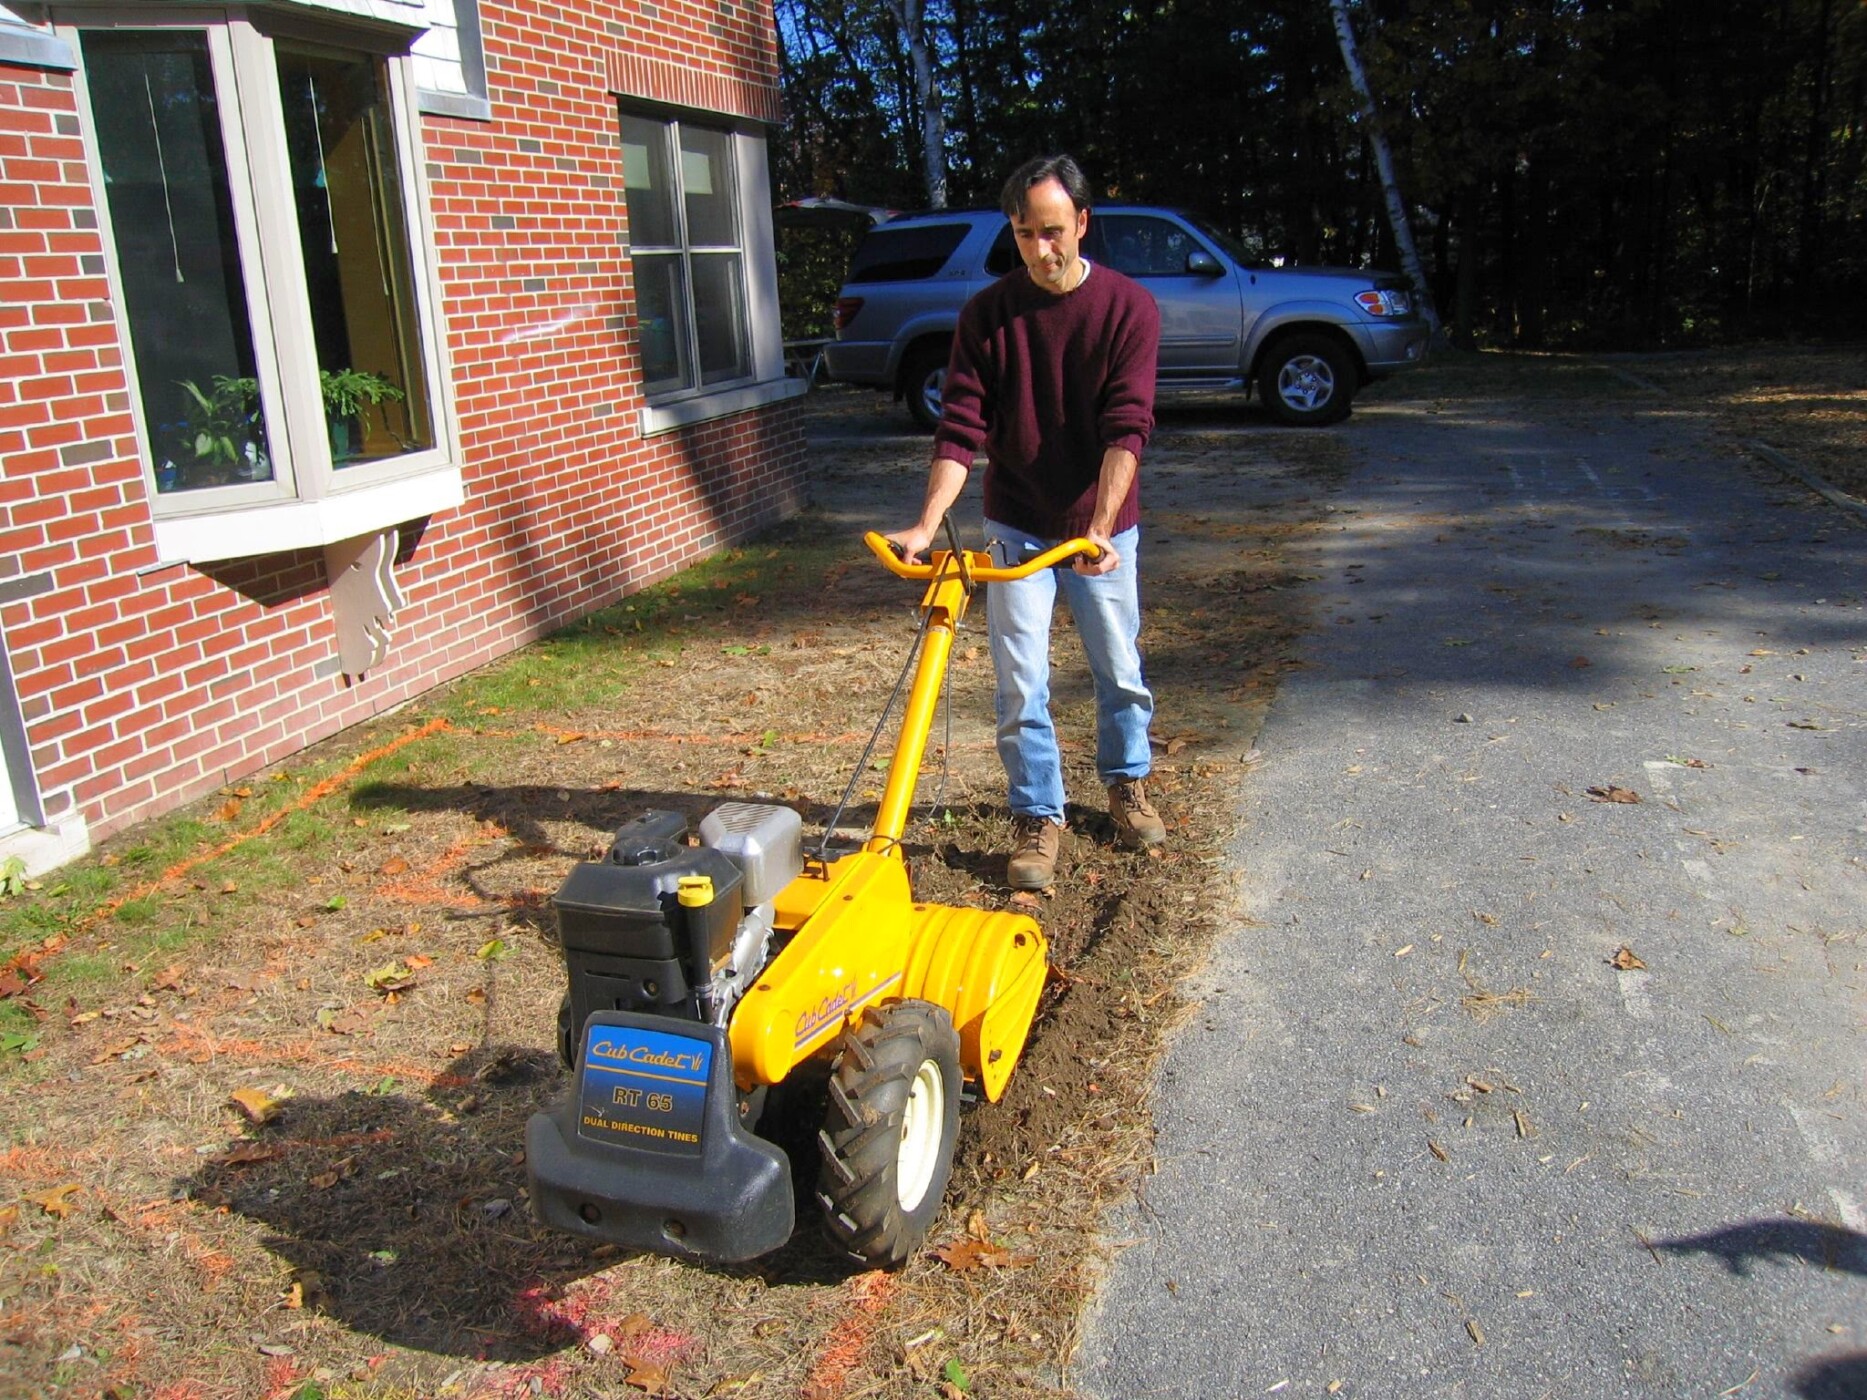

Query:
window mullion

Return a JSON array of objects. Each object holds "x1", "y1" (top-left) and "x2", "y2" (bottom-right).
[
  {"x1": 667, "y1": 121, "x2": 704, "y2": 396},
  {"x1": 225, "y1": 17, "x2": 330, "y2": 498}
]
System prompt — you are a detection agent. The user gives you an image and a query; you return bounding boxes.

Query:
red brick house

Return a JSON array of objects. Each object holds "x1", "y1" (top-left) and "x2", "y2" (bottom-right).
[{"x1": 0, "y1": 0, "x2": 807, "y2": 874}]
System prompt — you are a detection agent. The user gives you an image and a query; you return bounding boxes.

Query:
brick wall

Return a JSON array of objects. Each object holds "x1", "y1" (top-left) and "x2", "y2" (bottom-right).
[{"x1": 0, "y1": 0, "x2": 807, "y2": 852}]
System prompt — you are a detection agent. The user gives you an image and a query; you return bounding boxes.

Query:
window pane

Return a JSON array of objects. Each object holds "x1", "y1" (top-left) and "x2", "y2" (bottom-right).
[
  {"x1": 276, "y1": 44, "x2": 434, "y2": 467},
  {"x1": 82, "y1": 30, "x2": 273, "y2": 494},
  {"x1": 619, "y1": 113, "x2": 678, "y2": 248},
  {"x1": 850, "y1": 222, "x2": 972, "y2": 283},
  {"x1": 634, "y1": 252, "x2": 692, "y2": 393},
  {"x1": 1098, "y1": 216, "x2": 1199, "y2": 277},
  {"x1": 680, "y1": 126, "x2": 737, "y2": 248},
  {"x1": 691, "y1": 252, "x2": 748, "y2": 385}
]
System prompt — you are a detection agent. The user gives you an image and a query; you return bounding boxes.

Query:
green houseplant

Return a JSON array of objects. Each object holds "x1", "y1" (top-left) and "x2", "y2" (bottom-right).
[
  {"x1": 320, "y1": 367, "x2": 405, "y2": 461},
  {"x1": 175, "y1": 374, "x2": 263, "y2": 483},
  {"x1": 171, "y1": 368, "x2": 407, "y2": 483}
]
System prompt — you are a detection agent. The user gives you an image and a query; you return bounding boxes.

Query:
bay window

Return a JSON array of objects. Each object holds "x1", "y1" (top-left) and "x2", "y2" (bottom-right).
[{"x1": 64, "y1": 9, "x2": 458, "y2": 563}]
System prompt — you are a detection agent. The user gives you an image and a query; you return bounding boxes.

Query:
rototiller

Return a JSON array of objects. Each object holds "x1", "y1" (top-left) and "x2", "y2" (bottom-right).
[{"x1": 527, "y1": 528, "x2": 1098, "y2": 1267}]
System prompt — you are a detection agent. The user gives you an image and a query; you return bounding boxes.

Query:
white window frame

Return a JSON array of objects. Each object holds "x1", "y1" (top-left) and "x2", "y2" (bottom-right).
[
  {"x1": 619, "y1": 109, "x2": 799, "y2": 437},
  {"x1": 59, "y1": 5, "x2": 462, "y2": 564}
]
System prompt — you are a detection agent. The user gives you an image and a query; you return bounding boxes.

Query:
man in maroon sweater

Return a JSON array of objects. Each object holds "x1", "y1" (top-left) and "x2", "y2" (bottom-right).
[{"x1": 886, "y1": 154, "x2": 1164, "y2": 890}]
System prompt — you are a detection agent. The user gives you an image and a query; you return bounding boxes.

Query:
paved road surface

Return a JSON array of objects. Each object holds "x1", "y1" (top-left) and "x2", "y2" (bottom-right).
[{"x1": 1077, "y1": 390, "x2": 1866, "y2": 1399}]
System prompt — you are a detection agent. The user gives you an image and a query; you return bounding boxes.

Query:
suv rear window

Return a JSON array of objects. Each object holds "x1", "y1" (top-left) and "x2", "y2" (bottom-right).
[{"x1": 846, "y1": 223, "x2": 970, "y2": 283}]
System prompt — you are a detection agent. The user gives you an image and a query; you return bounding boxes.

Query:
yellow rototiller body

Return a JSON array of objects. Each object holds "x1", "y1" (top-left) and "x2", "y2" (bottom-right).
[{"x1": 527, "y1": 530, "x2": 1097, "y2": 1267}]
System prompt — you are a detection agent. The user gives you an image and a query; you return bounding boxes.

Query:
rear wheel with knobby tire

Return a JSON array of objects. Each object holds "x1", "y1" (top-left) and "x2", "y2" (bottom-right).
[{"x1": 814, "y1": 999, "x2": 961, "y2": 1268}]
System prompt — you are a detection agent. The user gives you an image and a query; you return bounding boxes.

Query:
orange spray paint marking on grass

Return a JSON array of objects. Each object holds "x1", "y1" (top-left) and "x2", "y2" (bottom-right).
[
  {"x1": 800, "y1": 1270, "x2": 897, "y2": 1400},
  {"x1": 1, "y1": 718, "x2": 455, "y2": 988},
  {"x1": 373, "y1": 831, "x2": 489, "y2": 907}
]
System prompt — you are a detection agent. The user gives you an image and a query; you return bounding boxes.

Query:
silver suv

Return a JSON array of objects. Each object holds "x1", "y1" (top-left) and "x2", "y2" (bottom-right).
[{"x1": 824, "y1": 205, "x2": 1429, "y2": 429}]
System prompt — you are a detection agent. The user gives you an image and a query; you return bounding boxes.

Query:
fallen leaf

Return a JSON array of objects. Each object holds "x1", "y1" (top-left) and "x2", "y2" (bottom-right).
[
  {"x1": 1586, "y1": 785, "x2": 1642, "y2": 804},
  {"x1": 1569, "y1": 656, "x2": 1591, "y2": 669},
  {"x1": 1467, "y1": 1319, "x2": 1486, "y2": 1346},
  {"x1": 28, "y1": 1184, "x2": 82, "y2": 1218},
  {"x1": 1427, "y1": 1140, "x2": 1449, "y2": 1162},
  {"x1": 617, "y1": 1313, "x2": 655, "y2": 1341},
  {"x1": 380, "y1": 857, "x2": 409, "y2": 877},
  {"x1": 364, "y1": 962, "x2": 416, "y2": 994},
  {"x1": 90, "y1": 1037, "x2": 142, "y2": 1064},
  {"x1": 0, "y1": 1203, "x2": 18, "y2": 1237},
  {"x1": 966, "y1": 1210, "x2": 991, "y2": 1242},
  {"x1": 229, "y1": 1087, "x2": 286, "y2": 1124},
  {"x1": 934, "y1": 1238, "x2": 1028, "y2": 1270},
  {"x1": 1610, "y1": 946, "x2": 1647, "y2": 971},
  {"x1": 624, "y1": 1358, "x2": 669, "y2": 1394},
  {"x1": 404, "y1": 954, "x2": 434, "y2": 970},
  {"x1": 215, "y1": 798, "x2": 243, "y2": 823},
  {"x1": 216, "y1": 1143, "x2": 284, "y2": 1167},
  {"x1": 150, "y1": 965, "x2": 186, "y2": 992},
  {"x1": 708, "y1": 1374, "x2": 764, "y2": 1396},
  {"x1": 317, "y1": 1006, "x2": 369, "y2": 1035}
]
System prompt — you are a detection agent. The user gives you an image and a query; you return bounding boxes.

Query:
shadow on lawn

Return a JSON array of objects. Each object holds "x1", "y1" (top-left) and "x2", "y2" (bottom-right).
[{"x1": 177, "y1": 1044, "x2": 854, "y2": 1359}]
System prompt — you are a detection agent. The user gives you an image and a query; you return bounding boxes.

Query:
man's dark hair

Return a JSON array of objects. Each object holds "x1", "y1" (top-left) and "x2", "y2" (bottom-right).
[{"x1": 1000, "y1": 154, "x2": 1093, "y2": 221}]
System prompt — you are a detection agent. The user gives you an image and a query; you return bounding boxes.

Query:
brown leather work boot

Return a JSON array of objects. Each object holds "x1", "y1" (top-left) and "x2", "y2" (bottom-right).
[
  {"x1": 1107, "y1": 779, "x2": 1167, "y2": 849},
  {"x1": 1006, "y1": 815, "x2": 1062, "y2": 890}
]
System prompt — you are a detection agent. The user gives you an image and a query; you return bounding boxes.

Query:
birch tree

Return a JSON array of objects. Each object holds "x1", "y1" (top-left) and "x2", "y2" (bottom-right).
[
  {"x1": 882, "y1": 0, "x2": 948, "y2": 207},
  {"x1": 1327, "y1": 0, "x2": 1439, "y2": 332}
]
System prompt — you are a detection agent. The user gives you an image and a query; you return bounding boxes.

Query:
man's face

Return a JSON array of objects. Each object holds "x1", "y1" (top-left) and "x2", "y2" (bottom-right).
[{"x1": 1012, "y1": 177, "x2": 1089, "y2": 294}]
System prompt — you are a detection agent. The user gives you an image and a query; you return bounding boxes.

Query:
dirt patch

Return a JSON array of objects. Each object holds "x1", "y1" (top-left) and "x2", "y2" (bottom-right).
[{"x1": 0, "y1": 387, "x2": 1339, "y2": 1400}]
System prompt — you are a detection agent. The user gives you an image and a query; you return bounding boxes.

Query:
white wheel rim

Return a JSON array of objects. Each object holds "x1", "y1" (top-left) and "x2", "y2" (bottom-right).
[
  {"x1": 1278, "y1": 354, "x2": 1335, "y2": 411},
  {"x1": 896, "y1": 1057, "x2": 947, "y2": 1211},
  {"x1": 920, "y1": 367, "x2": 945, "y2": 421}
]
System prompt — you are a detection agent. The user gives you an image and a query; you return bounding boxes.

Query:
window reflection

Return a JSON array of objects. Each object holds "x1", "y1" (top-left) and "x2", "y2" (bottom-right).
[
  {"x1": 83, "y1": 30, "x2": 272, "y2": 494},
  {"x1": 276, "y1": 43, "x2": 433, "y2": 466}
]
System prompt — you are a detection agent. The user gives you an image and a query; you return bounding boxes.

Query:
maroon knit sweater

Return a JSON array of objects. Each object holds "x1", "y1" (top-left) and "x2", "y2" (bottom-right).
[{"x1": 932, "y1": 262, "x2": 1160, "y2": 539}]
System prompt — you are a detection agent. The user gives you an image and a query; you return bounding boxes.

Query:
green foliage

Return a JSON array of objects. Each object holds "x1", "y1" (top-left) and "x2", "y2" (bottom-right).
[
  {"x1": 319, "y1": 367, "x2": 406, "y2": 428},
  {"x1": 176, "y1": 373, "x2": 261, "y2": 470},
  {"x1": 0, "y1": 856, "x2": 26, "y2": 898}
]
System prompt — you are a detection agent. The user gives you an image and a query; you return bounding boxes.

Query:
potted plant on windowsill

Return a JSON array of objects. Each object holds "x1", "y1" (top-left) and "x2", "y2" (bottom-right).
[
  {"x1": 172, "y1": 374, "x2": 266, "y2": 490},
  {"x1": 320, "y1": 368, "x2": 406, "y2": 463}
]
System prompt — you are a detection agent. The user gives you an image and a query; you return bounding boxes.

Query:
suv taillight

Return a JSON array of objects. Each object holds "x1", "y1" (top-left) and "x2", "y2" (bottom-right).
[
  {"x1": 833, "y1": 297, "x2": 865, "y2": 333},
  {"x1": 1355, "y1": 288, "x2": 1411, "y2": 316}
]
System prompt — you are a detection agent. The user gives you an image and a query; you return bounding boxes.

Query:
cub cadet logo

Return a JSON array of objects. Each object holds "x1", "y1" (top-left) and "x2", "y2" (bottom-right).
[
  {"x1": 590, "y1": 1038, "x2": 704, "y2": 1073},
  {"x1": 794, "y1": 982, "x2": 859, "y2": 1045}
]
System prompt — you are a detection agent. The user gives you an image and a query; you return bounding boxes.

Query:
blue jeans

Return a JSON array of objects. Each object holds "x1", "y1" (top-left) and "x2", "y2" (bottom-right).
[{"x1": 984, "y1": 520, "x2": 1154, "y2": 822}]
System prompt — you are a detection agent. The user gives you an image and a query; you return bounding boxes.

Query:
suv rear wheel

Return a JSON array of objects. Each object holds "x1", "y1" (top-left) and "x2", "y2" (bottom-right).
[
  {"x1": 1257, "y1": 333, "x2": 1355, "y2": 427},
  {"x1": 901, "y1": 343, "x2": 949, "y2": 432}
]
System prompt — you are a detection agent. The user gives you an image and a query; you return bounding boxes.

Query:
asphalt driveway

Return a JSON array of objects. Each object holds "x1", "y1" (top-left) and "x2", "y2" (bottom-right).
[{"x1": 1078, "y1": 389, "x2": 1867, "y2": 1399}]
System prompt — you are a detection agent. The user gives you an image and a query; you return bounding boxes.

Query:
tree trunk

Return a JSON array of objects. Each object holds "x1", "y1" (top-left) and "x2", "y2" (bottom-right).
[
  {"x1": 884, "y1": 0, "x2": 948, "y2": 208},
  {"x1": 1326, "y1": 0, "x2": 1439, "y2": 332}
]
